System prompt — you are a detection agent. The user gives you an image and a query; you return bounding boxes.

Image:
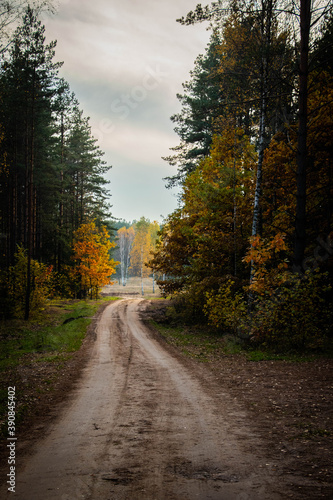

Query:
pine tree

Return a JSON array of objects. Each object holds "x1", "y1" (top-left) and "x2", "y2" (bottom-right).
[
  {"x1": 63, "y1": 105, "x2": 111, "y2": 233},
  {"x1": 0, "y1": 6, "x2": 61, "y2": 318},
  {"x1": 0, "y1": 1, "x2": 55, "y2": 55},
  {"x1": 164, "y1": 32, "x2": 224, "y2": 186}
]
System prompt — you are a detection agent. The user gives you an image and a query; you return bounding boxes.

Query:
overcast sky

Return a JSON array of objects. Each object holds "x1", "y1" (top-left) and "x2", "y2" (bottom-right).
[{"x1": 41, "y1": 0, "x2": 210, "y2": 223}]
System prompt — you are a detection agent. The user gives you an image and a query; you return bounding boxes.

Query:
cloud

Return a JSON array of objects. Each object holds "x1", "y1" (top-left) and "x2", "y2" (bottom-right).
[
  {"x1": 43, "y1": 0, "x2": 210, "y2": 221},
  {"x1": 107, "y1": 158, "x2": 181, "y2": 223},
  {"x1": 97, "y1": 122, "x2": 176, "y2": 166}
]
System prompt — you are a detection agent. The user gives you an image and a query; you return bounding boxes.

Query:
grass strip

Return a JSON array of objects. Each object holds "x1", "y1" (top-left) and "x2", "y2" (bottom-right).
[{"x1": 0, "y1": 297, "x2": 118, "y2": 437}]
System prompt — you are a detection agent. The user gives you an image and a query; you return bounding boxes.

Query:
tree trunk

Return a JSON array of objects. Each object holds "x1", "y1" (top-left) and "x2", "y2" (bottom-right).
[
  {"x1": 141, "y1": 246, "x2": 144, "y2": 296},
  {"x1": 233, "y1": 122, "x2": 237, "y2": 277},
  {"x1": 57, "y1": 113, "x2": 64, "y2": 272},
  {"x1": 25, "y1": 67, "x2": 36, "y2": 321},
  {"x1": 25, "y1": 128, "x2": 34, "y2": 321},
  {"x1": 250, "y1": 0, "x2": 272, "y2": 286},
  {"x1": 293, "y1": 0, "x2": 312, "y2": 272}
]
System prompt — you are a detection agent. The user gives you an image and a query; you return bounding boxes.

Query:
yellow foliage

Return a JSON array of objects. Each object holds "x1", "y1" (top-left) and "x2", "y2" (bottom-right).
[
  {"x1": 243, "y1": 233, "x2": 289, "y2": 296},
  {"x1": 204, "y1": 280, "x2": 247, "y2": 333},
  {"x1": 130, "y1": 218, "x2": 160, "y2": 277}
]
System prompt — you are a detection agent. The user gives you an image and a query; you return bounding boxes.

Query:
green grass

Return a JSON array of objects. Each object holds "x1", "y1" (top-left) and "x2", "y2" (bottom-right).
[
  {"x1": 150, "y1": 319, "x2": 332, "y2": 363},
  {"x1": 0, "y1": 297, "x2": 119, "y2": 370},
  {"x1": 0, "y1": 296, "x2": 119, "y2": 438},
  {"x1": 150, "y1": 320, "x2": 229, "y2": 361}
]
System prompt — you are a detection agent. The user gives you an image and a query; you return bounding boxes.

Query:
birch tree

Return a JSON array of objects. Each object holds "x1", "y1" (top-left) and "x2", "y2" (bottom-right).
[{"x1": 117, "y1": 226, "x2": 135, "y2": 286}]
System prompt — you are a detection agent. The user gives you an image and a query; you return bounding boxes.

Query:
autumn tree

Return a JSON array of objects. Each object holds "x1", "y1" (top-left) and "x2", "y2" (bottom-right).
[
  {"x1": 130, "y1": 218, "x2": 160, "y2": 294},
  {"x1": 153, "y1": 0, "x2": 333, "y2": 346},
  {"x1": 292, "y1": 0, "x2": 333, "y2": 269},
  {"x1": 261, "y1": 71, "x2": 333, "y2": 260},
  {"x1": 130, "y1": 217, "x2": 152, "y2": 278},
  {"x1": 72, "y1": 221, "x2": 117, "y2": 299},
  {"x1": 170, "y1": 1, "x2": 295, "y2": 274},
  {"x1": 151, "y1": 127, "x2": 255, "y2": 319}
]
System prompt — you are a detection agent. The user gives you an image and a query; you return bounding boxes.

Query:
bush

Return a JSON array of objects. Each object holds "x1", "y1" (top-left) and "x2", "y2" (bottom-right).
[
  {"x1": 0, "y1": 246, "x2": 53, "y2": 319},
  {"x1": 250, "y1": 270, "x2": 332, "y2": 350},
  {"x1": 164, "y1": 277, "x2": 225, "y2": 325},
  {"x1": 204, "y1": 280, "x2": 247, "y2": 334}
]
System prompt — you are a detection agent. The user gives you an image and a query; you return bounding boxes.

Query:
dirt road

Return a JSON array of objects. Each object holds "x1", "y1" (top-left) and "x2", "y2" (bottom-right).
[{"x1": 1, "y1": 299, "x2": 291, "y2": 499}]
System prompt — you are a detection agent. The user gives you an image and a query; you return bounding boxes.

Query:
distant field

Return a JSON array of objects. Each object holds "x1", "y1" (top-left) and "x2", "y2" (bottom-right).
[{"x1": 102, "y1": 276, "x2": 161, "y2": 297}]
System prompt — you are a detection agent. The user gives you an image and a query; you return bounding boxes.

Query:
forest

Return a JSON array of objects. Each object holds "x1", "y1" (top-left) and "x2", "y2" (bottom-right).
[
  {"x1": 0, "y1": 5, "x2": 332, "y2": 497},
  {"x1": 151, "y1": 0, "x2": 333, "y2": 351},
  {"x1": 0, "y1": 2, "x2": 117, "y2": 318},
  {"x1": 0, "y1": 1, "x2": 332, "y2": 353}
]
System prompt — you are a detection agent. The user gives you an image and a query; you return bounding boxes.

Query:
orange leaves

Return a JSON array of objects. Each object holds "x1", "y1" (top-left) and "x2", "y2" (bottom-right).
[
  {"x1": 73, "y1": 221, "x2": 118, "y2": 298},
  {"x1": 243, "y1": 233, "x2": 289, "y2": 296},
  {"x1": 245, "y1": 233, "x2": 287, "y2": 264},
  {"x1": 262, "y1": 71, "x2": 333, "y2": 242}
]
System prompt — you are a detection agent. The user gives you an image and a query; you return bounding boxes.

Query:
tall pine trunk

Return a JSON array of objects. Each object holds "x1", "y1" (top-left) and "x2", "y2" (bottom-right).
[
  {"x1": 25, "y1": 68, "x2": 36, "y2": 321},
  {"x1": 293, "y1": 0, "x2": 312, "y2": 271}
]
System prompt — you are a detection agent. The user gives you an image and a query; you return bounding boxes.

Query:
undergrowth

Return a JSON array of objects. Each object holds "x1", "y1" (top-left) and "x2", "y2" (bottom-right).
[{"x1": 150, "y1": 319, "x2": 333, "y2": 363}]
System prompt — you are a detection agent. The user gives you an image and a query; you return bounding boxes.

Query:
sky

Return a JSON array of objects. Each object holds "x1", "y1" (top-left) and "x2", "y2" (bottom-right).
[{"x1": 41, "y1": 0, "x2": 211, "y2": 223}]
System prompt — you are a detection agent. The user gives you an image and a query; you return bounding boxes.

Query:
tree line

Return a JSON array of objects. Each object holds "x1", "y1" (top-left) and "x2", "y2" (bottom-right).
[
  {"x1": 151, "y1": 0, "x2": 333, "y2": 350},
  {"x1": 113, "y1": 217, "x2": 160, "y2": 287},
  {"x1": 0, "y1": 3, "x2": 115, "y2": 318}
]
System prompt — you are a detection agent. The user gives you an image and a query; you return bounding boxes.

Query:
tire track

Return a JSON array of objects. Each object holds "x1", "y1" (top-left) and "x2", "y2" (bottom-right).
[{"x1": 1, "y1": 299, "x2": 291, "y2": 500}]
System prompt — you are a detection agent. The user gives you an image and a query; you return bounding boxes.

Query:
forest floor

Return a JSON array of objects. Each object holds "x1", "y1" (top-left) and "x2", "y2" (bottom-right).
[{"x1": 0, "y1": 296, "x2": 332, "y2": 499}]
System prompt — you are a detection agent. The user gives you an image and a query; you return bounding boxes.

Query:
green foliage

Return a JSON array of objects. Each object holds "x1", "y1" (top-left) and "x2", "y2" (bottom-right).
[
  {"x1": 164, "y1": 31, "x2": 224, "y2": 186},
  {"x1": 47, "y1": 268, "x2": 75, "y2": 299},
  {"x1": 162, "y1": 276, "x2": 231, "y2": 325},
  {"x1": 0, "y1": 298, "x2": 117, "y2": 367},
  {"x1": 250, "y1": 271, "x2": 332, "y2": 350},
  {"x1": 150, "y1": 320, "x2": 225, "y2": 362},
  {"x1": 44, "y1": 301, "x2": 98, "y2": 352},
  {"x1": 0, "y1": 7, "x2": 112, "y2": 282},
  {"x1": 204, "y1": 280, "x2": 247, "y2": 334},
  {"x1": 242, "y1": 235, "x2": 332, "y2": 351},
  {"x1": 0, "y1": 246, "x2": 53, "y2": 319}
]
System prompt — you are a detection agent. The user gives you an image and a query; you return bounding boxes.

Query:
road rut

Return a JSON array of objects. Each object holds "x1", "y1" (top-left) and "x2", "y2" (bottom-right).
[{"x1": 1, "y1": 299, "x2": 288, "y2": 499}]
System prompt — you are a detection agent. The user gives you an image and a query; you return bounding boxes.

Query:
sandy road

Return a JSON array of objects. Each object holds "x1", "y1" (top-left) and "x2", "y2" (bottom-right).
[{"x1": 1, "y1": 299, "x2": 288, "y2": 499}]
